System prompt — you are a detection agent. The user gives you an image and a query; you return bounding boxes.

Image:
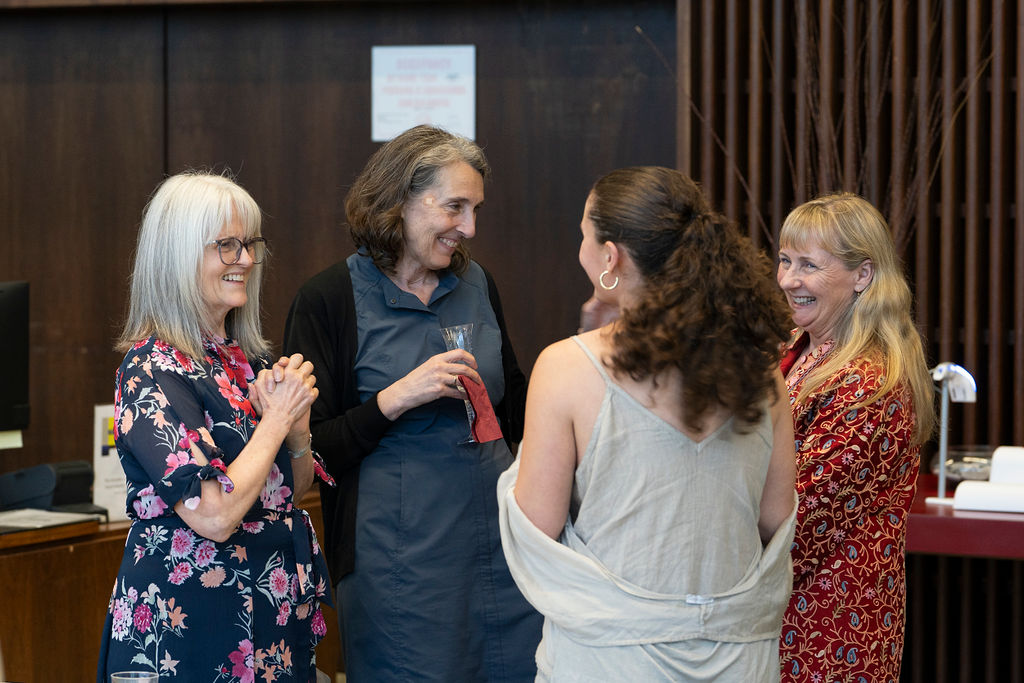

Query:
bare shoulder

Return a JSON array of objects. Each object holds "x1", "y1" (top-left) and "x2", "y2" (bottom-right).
[{"x1": 529, "y1": 335, "x2": 605, "y2": 401}]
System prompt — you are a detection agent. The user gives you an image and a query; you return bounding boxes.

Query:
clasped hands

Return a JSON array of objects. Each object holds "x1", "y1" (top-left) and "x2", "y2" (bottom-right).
[{"x1": 249, "y1": 353, "x2": 318, "y2": 452}]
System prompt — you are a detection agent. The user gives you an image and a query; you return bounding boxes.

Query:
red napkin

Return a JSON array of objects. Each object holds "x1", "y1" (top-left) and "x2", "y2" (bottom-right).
[{"x1": 458, "y1": 376, "x2": 503, "y2": 443}]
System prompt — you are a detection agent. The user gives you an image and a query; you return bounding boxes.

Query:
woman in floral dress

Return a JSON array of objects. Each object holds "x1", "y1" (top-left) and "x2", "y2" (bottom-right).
[
  {"x1": 97, "y1": 171, "x2": 333, "y2": 682},
  {"x1": 775, "y1": 194, "x2": 935, "y2": 683}
]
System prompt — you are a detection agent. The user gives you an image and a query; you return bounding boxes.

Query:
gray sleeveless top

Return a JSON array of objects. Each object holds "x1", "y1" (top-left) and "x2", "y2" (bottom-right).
[{"x1": 570, "y1": 336, "x2": 773, "y2": 596}]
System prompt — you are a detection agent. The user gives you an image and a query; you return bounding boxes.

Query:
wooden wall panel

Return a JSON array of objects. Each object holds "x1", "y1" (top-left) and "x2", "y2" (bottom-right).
[
  {"x1": 0, "y1": 1, "x2": 674, "y2": 480},
  {"x1": 0, "y1": 10, "x2": 164, "y2": 475},
  {"x1": 162, "y1": 1, "x2": 676, "y2": 378}
]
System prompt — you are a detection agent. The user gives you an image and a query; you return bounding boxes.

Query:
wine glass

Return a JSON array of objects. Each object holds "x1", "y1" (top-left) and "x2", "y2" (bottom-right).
[{"x1": 440, "y1": 323, "x2": 476, "y2": 444}]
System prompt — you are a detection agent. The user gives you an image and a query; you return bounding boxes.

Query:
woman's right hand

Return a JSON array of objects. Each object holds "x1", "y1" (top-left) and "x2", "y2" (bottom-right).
[
  {"x1": 377, "y1": 349, "x2": 482, "y2": 421},
  {"x1": 251, "y1": 353, "x2": 319, "y2": 431}
]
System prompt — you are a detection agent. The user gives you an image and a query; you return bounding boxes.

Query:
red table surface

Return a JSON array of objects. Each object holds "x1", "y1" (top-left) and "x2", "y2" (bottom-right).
[{"x1": 907, "y1": 473, "x2": 1024, "y2": 560}]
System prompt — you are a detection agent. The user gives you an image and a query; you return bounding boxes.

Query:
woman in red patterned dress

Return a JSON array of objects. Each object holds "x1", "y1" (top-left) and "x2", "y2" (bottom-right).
[{"x1": 775, "y1": 193, "x2": 935, "y2": 683}]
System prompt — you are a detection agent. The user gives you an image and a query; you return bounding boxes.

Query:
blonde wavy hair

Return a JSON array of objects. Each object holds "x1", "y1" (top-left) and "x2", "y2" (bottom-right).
[{"x1": 780, "y1": 193, "x2": 935, "y2": 444}]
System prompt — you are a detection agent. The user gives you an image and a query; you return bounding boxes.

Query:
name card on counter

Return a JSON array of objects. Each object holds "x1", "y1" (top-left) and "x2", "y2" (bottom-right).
[
  {"x1": 954, "y1": 446, "x2": 1024, "y2": 513},
  {"x1": 93, "y1": 404, "x2": 128, "y2": 521}
]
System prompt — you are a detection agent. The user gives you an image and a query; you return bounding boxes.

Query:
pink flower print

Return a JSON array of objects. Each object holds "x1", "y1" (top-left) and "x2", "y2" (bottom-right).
[
  {"x1": 311, "y1": 608, "x2": 327, "y2": 637},
  {"x1": 111, "y1": 597, "x2": 132, "y2": 641},
  {"x1": 841, "y1": 451, "x2": 855, "y2": 465},
  {"x1": 276, "y1": 601, "x2": 291, "y2": 626},
  {"x1": 811, "y1": 674, "x2": 824, "y2": 683},
  {"x1": 164, "y1": 450, "x2": 192, "y2": 476},
  {"x1": 170, "y1": 528, "x2": 196, "y2": 558},
  {"x1": 178, "y1": 427, "x2": 201, "y2": 450},
  {"x1": 132, "y1": 485, "x2": 168, "y2": 519},
  {"x1": 832, "y1": 528, "x2": 847, "y2": 542},
  {"x1": 817, "y1": 576, "x2": 833, "y2": 590},
  {"x1": 228, "y1": 639, "x2": 255, "y2": 683},
  {"x1": 133, "y1": 544, "x2": 146, "y2": 562},
  {"x1": 168, "y1": 562, "x2": 193, "y2": 585},
  {"x1": 127, "y1": 586, "x2": 138, "y2": 603},
  {"x1": 259, "y1": 464, "x2": 292, "y2": 510},
  {"x1": 805, "y1": 495, "x2": 819, "y2": 509},
  {"x1": 133, "y1": 603, "x2": 153, "y2": 632},
  {"x1": 827, "y1": 481, "x2": 839, "y2": 494},
  {"x1": 152, "y1": 349, "x2": 178, "y2": 373},
  {"x1": 194, "y1": 539, "x2": 217, "y2": 567},
  {"x1": 242, "y1": 521, "x2": 265, "y2": 534},
  {"x1": 290, "y1": 574, "x2": 299, "y2": 603},
  {"x1": 214, "y1": 372, "x2": 248, "y2": 412},
  {"x1": 269, "y1": 567, "x2": 290, "y2": 599},
  {"x1": 864, "y1": 587, "x2": 877, "y2": 600},
  {"x1": 173, "y1": 348, "x2": 196, "y2": 373}
]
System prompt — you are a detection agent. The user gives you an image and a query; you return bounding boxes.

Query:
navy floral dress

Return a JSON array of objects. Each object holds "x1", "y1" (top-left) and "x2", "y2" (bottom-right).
[{"x1": 97, "y1": 335, "x2": 334, "y2": 683}]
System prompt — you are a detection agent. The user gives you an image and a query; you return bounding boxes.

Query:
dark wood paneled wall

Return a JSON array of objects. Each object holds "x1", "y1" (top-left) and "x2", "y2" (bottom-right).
[{"x1": 0, "y1": 0, "x2": 676, "y2": 477}]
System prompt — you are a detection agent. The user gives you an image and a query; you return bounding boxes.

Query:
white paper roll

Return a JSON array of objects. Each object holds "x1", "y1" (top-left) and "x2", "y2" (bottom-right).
[
  {"x1": 953, "y1": 481, "x2": 1024, "y2": 513},
  {"x1": 990, "y1": 446, "x2": 1024, "y2": 484}
]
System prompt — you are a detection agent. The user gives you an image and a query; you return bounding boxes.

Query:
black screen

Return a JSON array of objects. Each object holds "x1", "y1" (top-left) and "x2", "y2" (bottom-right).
[{"x1": 0, "y1": 281, "x2": 29, "y2": 431}]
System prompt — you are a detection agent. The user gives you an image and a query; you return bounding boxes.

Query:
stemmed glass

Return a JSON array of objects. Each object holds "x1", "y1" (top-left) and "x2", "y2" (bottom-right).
[{"x1": 440, "y1": 323, "x2": 476, "y2": 444}]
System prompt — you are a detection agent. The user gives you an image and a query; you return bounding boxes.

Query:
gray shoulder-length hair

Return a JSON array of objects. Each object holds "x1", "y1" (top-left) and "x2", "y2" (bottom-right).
[{"x1": 117, "y1": 171, "x2": 271, "y2": 361}]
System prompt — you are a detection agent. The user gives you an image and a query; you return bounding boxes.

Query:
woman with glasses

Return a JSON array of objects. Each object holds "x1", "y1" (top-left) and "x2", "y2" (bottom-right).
[
  {"x1": 97, "y1": 171, "x2": 335, "y2": 682},
  {"x1": 284, "y1": 126, "x2": 541, "y2": 680}
]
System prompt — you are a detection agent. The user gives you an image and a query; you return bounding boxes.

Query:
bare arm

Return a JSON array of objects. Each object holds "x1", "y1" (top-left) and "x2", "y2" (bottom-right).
[
  {"x1": 758, "y1": 371, "x2": 797, "y2": 544},
  {"x1": 513, "y1": 341, "x2": 582, "y2": 539}
]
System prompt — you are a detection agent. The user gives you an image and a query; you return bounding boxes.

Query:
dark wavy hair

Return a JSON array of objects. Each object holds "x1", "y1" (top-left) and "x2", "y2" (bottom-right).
[
  {"x1": 345, "y1": 125, "x2": 490, "y2": 276},
  {"x1": 591, "y1": 166, "x2": 791, "y2": 431}
]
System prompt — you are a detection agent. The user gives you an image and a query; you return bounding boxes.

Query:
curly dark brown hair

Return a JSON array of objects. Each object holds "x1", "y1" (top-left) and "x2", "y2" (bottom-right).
[
  {"x1": 345, "y1": 125, "x2": 490, "y2": 276},
  {"x1": 590, "y1": 166, "x2": 792, "y2": 431}
]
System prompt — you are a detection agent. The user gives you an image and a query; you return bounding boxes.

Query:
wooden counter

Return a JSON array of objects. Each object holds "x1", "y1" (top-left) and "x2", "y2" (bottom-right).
[
  {"x1": 907, "y1": 473, "x2": 1024, "y2": 560},
  {"x1": 0, "y1": 496, "x2": 341, "y2": 682},
  {"x1": 902, "y1": 474, "x2": 1024, "y2": 682}
]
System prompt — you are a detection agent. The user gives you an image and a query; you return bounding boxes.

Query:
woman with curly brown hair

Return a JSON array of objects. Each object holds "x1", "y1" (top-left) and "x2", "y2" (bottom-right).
[{"x1": 498, "y1": 166, "x2": 798, "y2": 680}]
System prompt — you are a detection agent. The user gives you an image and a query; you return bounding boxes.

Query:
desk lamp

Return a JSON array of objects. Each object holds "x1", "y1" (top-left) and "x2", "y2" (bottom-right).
[{"x1": 926, "y1": 362, "x2": 977, "y2": 505}]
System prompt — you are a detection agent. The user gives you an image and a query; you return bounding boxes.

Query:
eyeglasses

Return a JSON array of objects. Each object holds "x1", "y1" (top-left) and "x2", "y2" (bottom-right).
[{"x1": 209, "y1": 237, "x2": 268, "y2": 265}]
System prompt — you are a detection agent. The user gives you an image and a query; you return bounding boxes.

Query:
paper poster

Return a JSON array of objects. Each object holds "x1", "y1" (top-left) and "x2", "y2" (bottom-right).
[
  {"x1": 372, "y1": 45, "x2": 476, "y2": 141},
  {"x1": 93, "y1": 403, "x2": 128, "y2": 521}
]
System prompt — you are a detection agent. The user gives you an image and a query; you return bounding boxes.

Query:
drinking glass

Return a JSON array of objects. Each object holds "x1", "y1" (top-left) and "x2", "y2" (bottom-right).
[
  {"x1": 111, "y1": 673, "x2": 159, "y2": 683},
  {"x1": 440, "y1": 323, "x2": 476, "y2": 444}
]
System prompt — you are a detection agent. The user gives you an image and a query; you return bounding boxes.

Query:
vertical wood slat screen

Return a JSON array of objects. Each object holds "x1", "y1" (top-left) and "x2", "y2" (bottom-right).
[
  {"x1": 676, "y1": 0, "x2": 1024, "y2": 453},
  {"x1": 905, "y1": 554, "x2": 1024, "y2": 682},
  {"x1": 675, "y1": 2, "x2": 1024, "y2": 679}
]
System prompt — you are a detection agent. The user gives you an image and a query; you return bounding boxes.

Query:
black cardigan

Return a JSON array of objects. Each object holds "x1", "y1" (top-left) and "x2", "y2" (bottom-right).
[{"x1": 282, "y1": 259, "x2": 527, "y2": 582}]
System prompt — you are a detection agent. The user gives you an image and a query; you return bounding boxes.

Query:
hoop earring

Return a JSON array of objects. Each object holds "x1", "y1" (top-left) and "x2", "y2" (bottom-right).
[{"x1": 599, "y1": 270, "x2": 619, "y2": 290}]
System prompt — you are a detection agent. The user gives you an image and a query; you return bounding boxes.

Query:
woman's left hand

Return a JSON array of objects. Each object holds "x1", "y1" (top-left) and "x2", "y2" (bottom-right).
[{"x1": 253, "y1": 356, "x2": 315, "y2": 450}]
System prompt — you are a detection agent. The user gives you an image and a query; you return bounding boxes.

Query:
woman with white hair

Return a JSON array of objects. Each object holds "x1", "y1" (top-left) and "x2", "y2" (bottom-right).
[
  {"x1": 97, "y1": 171, "x2": 334, "y2": 682},
  {"x1": 775, "y1": 193, "x2": 935, "y2": 683}
]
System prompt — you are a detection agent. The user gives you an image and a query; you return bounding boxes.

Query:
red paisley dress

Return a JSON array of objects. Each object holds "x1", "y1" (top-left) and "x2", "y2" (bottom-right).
[{"x1": 779, "y1": 333, "x2": 920, "y2": 683}]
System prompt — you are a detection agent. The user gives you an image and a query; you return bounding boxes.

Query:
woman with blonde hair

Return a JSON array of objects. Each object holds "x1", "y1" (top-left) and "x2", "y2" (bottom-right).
[{"x1": 776, "y1": 192, "x2": 935, "y2": 683}]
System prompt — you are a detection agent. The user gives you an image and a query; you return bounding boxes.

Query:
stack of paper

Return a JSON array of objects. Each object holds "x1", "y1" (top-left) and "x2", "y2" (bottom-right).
[{"x1": 954, "y1": 446, "x2": 1024, "y2": 513}]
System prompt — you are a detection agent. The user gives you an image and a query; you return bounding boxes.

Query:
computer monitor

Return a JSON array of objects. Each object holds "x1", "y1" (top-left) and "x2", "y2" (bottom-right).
[{"x1": 0, "y1": 281, "x2": 29, "y2": 431}]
